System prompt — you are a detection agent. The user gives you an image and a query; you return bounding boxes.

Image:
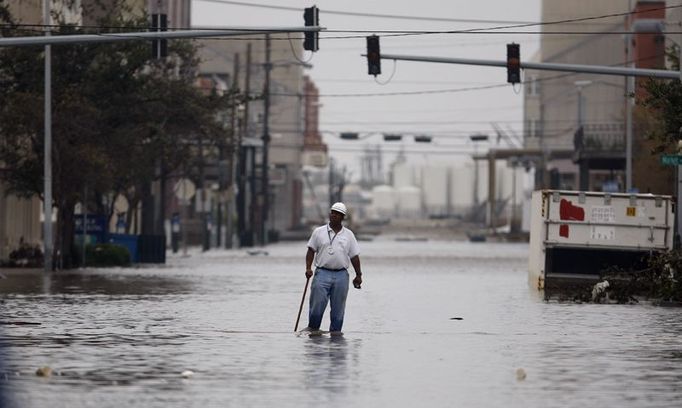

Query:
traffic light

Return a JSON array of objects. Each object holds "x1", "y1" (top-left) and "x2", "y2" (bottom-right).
[
  {"x1": 151, "y1": 13, "x2": 168, "y2": 59},
  {"x1": 303, "y1": 6, "x2": 319, "y2": 52},
  {"x1": 340, "y1": 132, "x2": 359, "y2": 140},
  {"x1": 507, "y1": 43, "x2": 520, "y2": 84},
  {"x1": 414, "y1": 135, "x2": 432, "y2": 143},
  {"x1": 383, "y1": 134, "x2": 402, "y2": 141},
  {"x1": 366, "y1": 35, "x2": 381, "y2": 76}
]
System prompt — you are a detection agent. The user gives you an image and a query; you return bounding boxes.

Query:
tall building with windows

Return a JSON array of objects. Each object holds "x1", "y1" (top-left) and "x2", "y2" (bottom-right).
[{"x1": 526, "y1": 0, "x2": 675, "y2": 194}]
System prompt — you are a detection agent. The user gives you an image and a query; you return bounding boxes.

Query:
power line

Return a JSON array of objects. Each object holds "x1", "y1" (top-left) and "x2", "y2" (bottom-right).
[
  {"x1": 259, "y1": 83, "x2": 510, "y2": 98},
  {"x1": 264, "y1": 52, "x2": 665, "y2": 98},
  {"x1": 4, "y1": 3, "x2": 680, "y2": 40},
  {"x1": 194, "y1": 0, "x2": 539, "y2": 25},
  {"x1": 195, "y1": 0, "x2": 677, "y2": 29}
]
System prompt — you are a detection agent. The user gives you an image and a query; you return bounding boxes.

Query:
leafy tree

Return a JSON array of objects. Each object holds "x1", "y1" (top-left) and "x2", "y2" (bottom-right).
[
  {"x1": 0, "y1": 2, "x2": 238, "y2": 268},
  {"x1": 641, "y1": 45, "x2": 682, "y2": 151}
]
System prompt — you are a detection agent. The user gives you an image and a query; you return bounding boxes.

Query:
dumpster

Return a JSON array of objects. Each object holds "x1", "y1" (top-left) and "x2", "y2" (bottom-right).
[
  {"x1": 137, "y1": 234, "x2": 166, "y2": 264},
  {"x1": 108, "y1": 234, "x2": 139, "y2": 263},
  {"x1": 528, "y1": 190, "x2": 674, "y2": 291}
]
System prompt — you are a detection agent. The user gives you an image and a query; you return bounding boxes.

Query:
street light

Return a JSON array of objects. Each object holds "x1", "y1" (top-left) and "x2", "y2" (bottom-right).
[
  {"x1": 574, "y1": 80, "x2": 592, "y2": 129},
  {"x1": 574, "y1": 80, "x2": 592, "y2": 190}
]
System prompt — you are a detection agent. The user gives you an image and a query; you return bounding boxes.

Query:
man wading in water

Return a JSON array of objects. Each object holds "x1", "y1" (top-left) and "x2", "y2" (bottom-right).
[{"x1": 303, "y1": 202, "x2": 362, "y2": 333}]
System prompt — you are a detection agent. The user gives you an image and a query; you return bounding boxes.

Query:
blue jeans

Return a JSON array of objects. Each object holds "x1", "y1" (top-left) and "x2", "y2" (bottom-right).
[{"x1": 308, "y1": 268, "x2": 349, "y2": 332}]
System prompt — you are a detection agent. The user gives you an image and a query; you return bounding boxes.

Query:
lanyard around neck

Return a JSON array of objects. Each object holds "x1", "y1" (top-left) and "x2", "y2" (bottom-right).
[{"x1": 327, "y1": 226, "x2": 341, "y2": 246}]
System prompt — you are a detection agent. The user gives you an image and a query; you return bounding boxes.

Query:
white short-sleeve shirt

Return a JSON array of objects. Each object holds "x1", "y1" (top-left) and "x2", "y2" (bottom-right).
[{"x1": 307, "y1": 224, "x2": 360, "y2": 270}]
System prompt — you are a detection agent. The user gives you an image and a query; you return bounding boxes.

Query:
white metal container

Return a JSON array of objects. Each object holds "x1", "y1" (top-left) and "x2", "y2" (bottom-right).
[{"x1": 528, "y1": 190, "x2": 674, "y2": 290}]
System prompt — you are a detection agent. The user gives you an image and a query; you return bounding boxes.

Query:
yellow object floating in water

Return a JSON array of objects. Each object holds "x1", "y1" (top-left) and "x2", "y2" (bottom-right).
[
  {"x1": 515, "y1": 368, "x2": 527, "y2": 381},
  {"x1": 35, "y1": 367, "x2": 52, "y2": 377}
]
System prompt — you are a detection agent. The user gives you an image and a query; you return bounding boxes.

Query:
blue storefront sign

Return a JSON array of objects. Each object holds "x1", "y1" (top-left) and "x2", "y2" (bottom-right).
[{"x1": 74, "y1": 214, "x2": 107, "y2": 242}]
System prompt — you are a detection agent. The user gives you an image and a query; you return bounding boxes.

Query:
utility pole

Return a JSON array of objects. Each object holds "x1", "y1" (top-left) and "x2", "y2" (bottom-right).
[
  {"x1": 329, "y1": 157, "x2": 335, "y2": 208},
  {"x1": 199, "y1": 136, "x2": 209, "y2": 251},
  {"x1": 575, "y1": 80, "x2": 592, "y2": 190},
  {"x1": 237, "y1": 44, "x2": 252, "y2": 247},
  {"x1": 261, "y1": 34, "x2": 271, "y2": 246},
  {"x1": 625, "y1": 0, "x2": 634, "y2": 192},
  {"x1": 225, "y1": 52, "x2": 240, "y2": 249},
  {"x1": 43, "y1": 0, "x2": 53, "y2": 272}
]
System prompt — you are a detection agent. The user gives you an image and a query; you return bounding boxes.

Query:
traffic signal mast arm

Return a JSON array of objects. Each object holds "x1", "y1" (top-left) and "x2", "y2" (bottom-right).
[
  {"x1": 0, "y1": 26, "x2": 324, "y2": 47},
  {"x1": 376, "y1": 53, "x2": 682, "y2": 80}
]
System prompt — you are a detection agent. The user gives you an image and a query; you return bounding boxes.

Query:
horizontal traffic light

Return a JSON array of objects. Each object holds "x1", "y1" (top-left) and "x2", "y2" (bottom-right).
[
  {"x1": 383, "y1": 134, "x2": 402, "y2": 141},
  {"x1": 414, "y1": 135, "x2": 432, "y2": 143},
  {"x1": 340, "y1": 132, "x2": 359, "y2": 140}
]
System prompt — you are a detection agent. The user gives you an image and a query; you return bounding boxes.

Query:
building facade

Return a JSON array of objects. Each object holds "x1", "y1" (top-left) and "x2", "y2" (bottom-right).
[
  {"x1": 525, "y1": 0, "x2": 630, "y2": 192},
  {"x1": 197, "y1": 34, "x2": 309, "y2": 240},
  {"x1": 526, "y1": 0, "x2": 675, "y2": 194}
]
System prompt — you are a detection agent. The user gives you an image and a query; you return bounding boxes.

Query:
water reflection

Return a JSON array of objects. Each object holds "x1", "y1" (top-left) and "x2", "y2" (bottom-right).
[
  {"x1": 302, "y1": 335, "x2": 349, "y2": 392},
  {"x1": 0, "y1": 269, "x2": 193, "y2": 296},
  {"x1": 300, "y1": 334, "x2": 366, "y2": 404}
]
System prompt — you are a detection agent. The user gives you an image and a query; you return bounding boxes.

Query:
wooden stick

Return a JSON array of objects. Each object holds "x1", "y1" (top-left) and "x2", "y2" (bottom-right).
[{"x1": 294, "y1": 276, "x2": 310, "y2": 332}]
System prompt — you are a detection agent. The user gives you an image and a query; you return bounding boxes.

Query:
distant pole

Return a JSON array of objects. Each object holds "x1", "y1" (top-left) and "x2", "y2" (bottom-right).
[
  {"x1": 678, "y1": 125, "x2": 682, "y2": 247},
  {"x1": 261, "y1": 34, "x2": 271, "y2": 246},
  {"x1": 181, "y1": 172, "x2": 188, "y2": 256},
  {"x1": 225, "y1": 52, "x2": 240, "y2": 249},
  {"x1": 625, "y1": 1, "x2": 634, "y2": 192},
  {"x1": 199, "y1": 136, "x2": 209, "y2": 251},
  {"x1": 473, "y1": 144, "x2": 479, "y2": 207},
  {"x1": 237, "y1": 44, "x2": 252, "y2": 247},
  {"x1": 673, "y1": 166, "x2": 682, "y2": 247},
  {"x1": 43, "y1": 0, "x2": 53, "y2": 272},
  {"x1": 81, "y1": 186, "x2": 87, "y2": 267},
  {"x1": 329, "y1": 157, "x2": 335, "y2": 208}
]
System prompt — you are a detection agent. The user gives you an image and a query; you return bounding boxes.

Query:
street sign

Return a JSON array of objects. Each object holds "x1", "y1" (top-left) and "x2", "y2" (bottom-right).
[
  {"x1": 174, "y1": 178, "x2": 196, "y2": 200},
  {"x1": 661, "y1": 154, "x2": 682, "y2": 166}
]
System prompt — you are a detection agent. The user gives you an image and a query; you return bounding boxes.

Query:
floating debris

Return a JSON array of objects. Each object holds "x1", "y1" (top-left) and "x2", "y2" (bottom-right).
[
  {"x1": 181, "y1": 370, "x2": 194, "y2": 378},
  {"x1": 0, "y1": 321, "x2": 42, "y2": 326},
  {"x1": 515, "y1": 368, "x2": 527, "y2": 381},
  {"x1": 35, "y1": 367, "x2": 52, "y2": 377},
  {"x1": 591, "y1": 280, "x2": 610, "y2": 302}
]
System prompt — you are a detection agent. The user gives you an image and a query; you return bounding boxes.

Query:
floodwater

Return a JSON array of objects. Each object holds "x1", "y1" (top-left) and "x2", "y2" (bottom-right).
[{"x1": 1, "y1": 239, "x2": 681, "y2": 407}]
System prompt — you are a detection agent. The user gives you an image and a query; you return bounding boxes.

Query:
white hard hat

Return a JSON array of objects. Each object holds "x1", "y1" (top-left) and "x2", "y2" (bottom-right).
[{"x1": 330, "y1": 202, "x2": 347, "y2": 216}]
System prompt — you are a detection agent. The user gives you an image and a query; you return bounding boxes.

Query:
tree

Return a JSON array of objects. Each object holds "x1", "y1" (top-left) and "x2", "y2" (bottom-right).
[{"x1": 0, "y1": 2, "x2": 238, "y2": 268}]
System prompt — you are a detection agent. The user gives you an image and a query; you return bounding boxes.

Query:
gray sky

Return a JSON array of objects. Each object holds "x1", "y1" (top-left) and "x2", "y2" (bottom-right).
[{"x1": 192, "y1": 0, "x2": 542, "y2": 174}]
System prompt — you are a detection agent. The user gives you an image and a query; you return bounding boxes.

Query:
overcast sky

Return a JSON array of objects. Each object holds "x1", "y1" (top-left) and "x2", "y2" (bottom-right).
[{"x1": 191, "y1": 0, "x2": 542, "y2": 174}]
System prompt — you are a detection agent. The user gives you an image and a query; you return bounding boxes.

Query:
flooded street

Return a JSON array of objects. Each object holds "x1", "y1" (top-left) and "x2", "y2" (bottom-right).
[{"x1": 1, "y1": 239, "x2": 681, "y2": 407}]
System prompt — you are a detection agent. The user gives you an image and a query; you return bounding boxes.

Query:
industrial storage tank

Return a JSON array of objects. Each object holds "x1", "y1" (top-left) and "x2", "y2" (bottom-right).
[
  {"x1": 370, "y1": 185, "x2": 396, "y2": 221},
  {"x1": 392, "y1": 162, "x2": 416, "y2": 189},
  {"x1": 396, "y1": 186, "x2": 422, "y2": 219},
  {"x1": 450, "y1": 164, "x2": 474, "y2": 217},
  {"x1": 421, "y1": 166, "x2": 449, "y2": 217}
]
